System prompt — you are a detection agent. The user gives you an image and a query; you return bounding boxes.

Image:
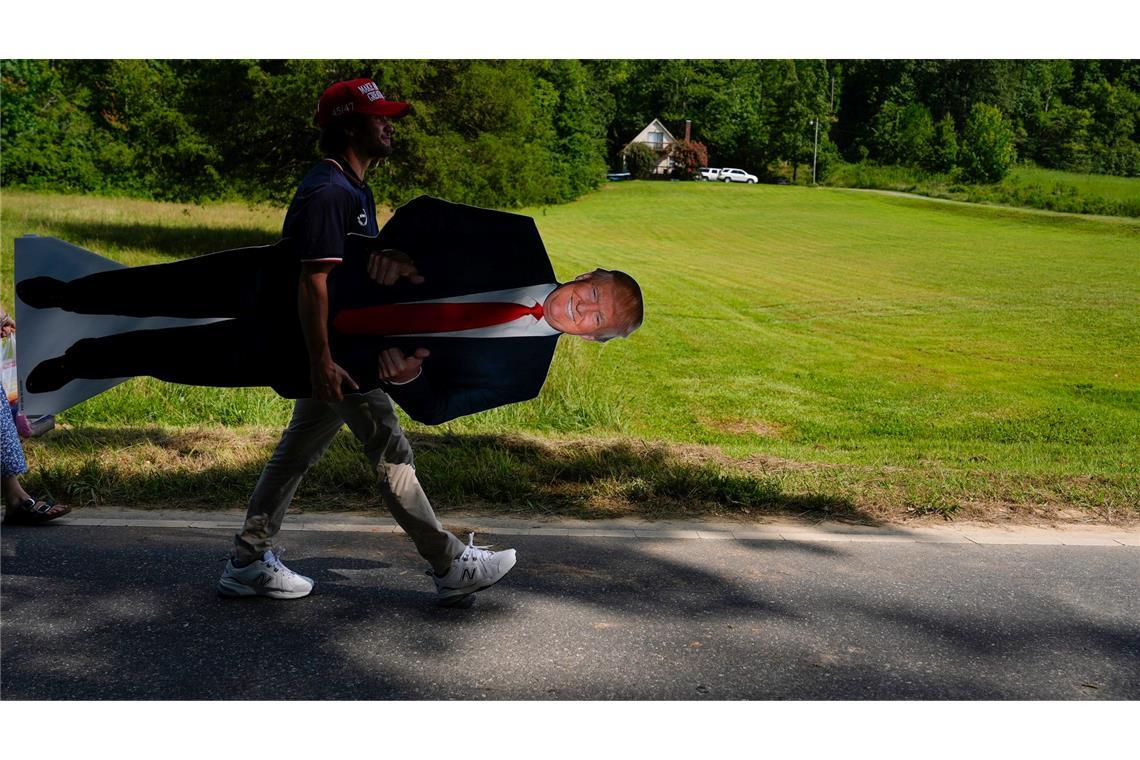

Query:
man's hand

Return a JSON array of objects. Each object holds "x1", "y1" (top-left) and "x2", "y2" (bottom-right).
[
  {"x1": 310, "y1": 357, "x2": 359, "y2": 402},
  {"x1": 368, "y1": 249, "x2": 424, "y2": 286},
  {"x1": 378, "y1": 347, "x2": 429, "y2": 384}
]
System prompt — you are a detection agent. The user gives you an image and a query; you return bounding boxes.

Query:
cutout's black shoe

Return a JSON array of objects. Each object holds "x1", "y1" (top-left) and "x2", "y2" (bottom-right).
[
  {"x1": 26, "y1": 356, "x2": 73, "y2": 393},
  {"x1": 16, "y1": 277, "x2": 68, "y2": 309}
]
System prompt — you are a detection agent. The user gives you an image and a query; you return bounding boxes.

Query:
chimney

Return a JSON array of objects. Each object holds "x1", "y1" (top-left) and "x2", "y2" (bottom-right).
[{"x1": 684, "y1": 120, "x2": 691, "y2": 142}]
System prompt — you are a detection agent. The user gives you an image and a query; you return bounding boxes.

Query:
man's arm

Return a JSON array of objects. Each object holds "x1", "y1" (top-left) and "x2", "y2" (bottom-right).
[
  {"x1": 367, "y1": 248, "x2": 424, "y2": 286},
  {"x1": 350, "y1": 248, "x2": 430, "y2": 388},
  {"x1": 299, "y1": 262, "x2": 359, "y2": 401},
  {"x1": 378, "y1": 346, "x2": 429, "y2": 385}
]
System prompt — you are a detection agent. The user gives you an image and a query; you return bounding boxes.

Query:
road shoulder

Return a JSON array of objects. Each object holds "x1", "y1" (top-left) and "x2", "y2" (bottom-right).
[{"x1": 38, "y1": 507, "x2": 1139, "y2": 547}]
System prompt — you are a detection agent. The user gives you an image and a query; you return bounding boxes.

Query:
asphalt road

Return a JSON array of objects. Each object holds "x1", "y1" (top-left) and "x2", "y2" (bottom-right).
[{"x1": 2, "y1": 523, "x2": 1137, "y2": 699}]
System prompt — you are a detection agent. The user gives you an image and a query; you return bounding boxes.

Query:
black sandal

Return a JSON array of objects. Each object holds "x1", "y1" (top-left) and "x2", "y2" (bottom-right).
[{"x1": 3, "y1": 497, "x2": 71, "y2": 525}]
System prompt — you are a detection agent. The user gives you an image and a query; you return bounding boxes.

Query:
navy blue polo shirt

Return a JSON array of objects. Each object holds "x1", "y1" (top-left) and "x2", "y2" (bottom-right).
[{"x1": 282, "y1": 158, "x2": 379, "y2": 264}]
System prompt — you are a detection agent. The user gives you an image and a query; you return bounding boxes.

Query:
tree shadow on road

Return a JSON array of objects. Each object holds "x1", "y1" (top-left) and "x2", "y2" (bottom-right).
[
  {"x1": 0, "y1": 527, "x2": 809, "y2": 699},
  {"x1": 4, "y1": 526, "x2": 1135, "y2": 700}
]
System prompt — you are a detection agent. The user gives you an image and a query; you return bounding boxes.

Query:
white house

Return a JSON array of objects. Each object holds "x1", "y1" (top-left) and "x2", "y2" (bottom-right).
[{"x1": 623, "y1": 118, "x2": 680, "y2": 175}]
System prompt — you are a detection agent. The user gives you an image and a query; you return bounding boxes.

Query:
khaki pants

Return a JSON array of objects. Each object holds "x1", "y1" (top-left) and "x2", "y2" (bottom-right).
[{"x1": 233, "y1": 389, "x2": 464, "y2": 574}]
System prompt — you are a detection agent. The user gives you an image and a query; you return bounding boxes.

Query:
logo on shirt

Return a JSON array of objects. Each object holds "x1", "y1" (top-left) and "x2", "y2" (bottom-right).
[{"x1": 357, "y1": 210, "x2": 369, "y2": 227}]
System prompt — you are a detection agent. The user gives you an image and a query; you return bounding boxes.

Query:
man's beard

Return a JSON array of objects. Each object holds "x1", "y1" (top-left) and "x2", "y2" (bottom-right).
[{"x1": 370, "y1": 137, "x2": 394, "y2": 159}]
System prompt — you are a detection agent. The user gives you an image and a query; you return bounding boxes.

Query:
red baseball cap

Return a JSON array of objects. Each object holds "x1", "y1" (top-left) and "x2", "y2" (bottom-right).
[{"x1": 315, "y1": 78, "x2": 412, "y2": 127}]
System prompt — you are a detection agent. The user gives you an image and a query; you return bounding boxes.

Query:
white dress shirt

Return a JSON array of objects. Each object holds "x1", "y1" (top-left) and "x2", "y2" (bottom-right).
[{"x1": 389, "y1": 283, "x2": 560, "y2": 338}]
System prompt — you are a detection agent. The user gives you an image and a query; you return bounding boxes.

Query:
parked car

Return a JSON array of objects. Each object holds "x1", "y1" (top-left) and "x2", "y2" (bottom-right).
[
  {"x1": 698, "y1": 167, "x2": 721, "y2": 181},
  {"x1": 606, "y1": 171, "x2": 631, "y2": 181},
  {"x1": 720, "y1": 168, "x2": 758, "y2": 184}
]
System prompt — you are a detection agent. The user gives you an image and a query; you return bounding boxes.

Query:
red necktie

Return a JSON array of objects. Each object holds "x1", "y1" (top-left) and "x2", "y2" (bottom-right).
[{"x1": 332, "y1": 301, "x2": 544, "y2": 336}]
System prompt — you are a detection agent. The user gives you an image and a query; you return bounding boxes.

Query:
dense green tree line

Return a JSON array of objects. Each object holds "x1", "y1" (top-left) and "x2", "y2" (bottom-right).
[
  {"x1": 0, "y1": 59, "x2": 611, "y2": 207},
  {"x1": 835, "y1": 60, "x2": 1139, "y2": 177},
  {"x1": 2, "y1": 59, "x2": 1136, "y2": 208}
]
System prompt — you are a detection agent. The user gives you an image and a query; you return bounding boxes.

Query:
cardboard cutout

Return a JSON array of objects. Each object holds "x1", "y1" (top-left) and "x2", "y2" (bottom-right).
[{"x1": 15, "y1": 196, "x2": 561, "y2": 425}]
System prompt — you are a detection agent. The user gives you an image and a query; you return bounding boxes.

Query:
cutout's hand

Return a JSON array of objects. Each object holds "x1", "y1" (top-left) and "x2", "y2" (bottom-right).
[
  {"x1": 368, "y1": 249, "x2": 424, "y2": 286},
  {"x1": 378, "y1": 347, "x2": 429, "y2": 384},
  {"x1": 0, "y1": 312, "x2": 14, "y2": 338},
  {"x1": 310, "y1": 358, "x2": 359, "y2": 402}
]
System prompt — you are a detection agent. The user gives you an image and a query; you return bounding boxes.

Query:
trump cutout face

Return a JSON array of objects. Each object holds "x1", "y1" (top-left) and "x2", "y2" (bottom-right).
[{"x1": 543, "y1": 270, "x2": 630, "y2": 341}]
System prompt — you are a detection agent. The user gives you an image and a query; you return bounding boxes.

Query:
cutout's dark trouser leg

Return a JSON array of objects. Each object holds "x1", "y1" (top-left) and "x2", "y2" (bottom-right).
[
  {"x1": 61, "y1": 319, "x2": 307, "y2": 391},
  {"x1": 57, "y1": 245, "x2": 288, "y2": 318}
]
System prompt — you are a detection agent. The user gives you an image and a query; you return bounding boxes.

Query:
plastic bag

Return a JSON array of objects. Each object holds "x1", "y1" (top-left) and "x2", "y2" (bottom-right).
[
  {"x1": 2, "y1": 334, "x2": 34, "y2": 438},
  {"x1": 2, "y1": 332, "x2": 19, "y2": 406}
]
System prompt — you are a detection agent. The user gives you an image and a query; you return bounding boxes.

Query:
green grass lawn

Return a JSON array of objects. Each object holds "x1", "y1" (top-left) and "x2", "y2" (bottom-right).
[{"x1": 3, "y1": 184, "x2": 1138, "y2": 521}]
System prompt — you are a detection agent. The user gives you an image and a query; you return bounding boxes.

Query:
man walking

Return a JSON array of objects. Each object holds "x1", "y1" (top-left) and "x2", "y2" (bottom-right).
[
  {"x1": 214, "y1": 78, "x2": 644, "y2": 605},
  {"x1": 12, "y1": 78, "x2": 642, "y2": 606},
  {"x1": 216, "y1": 78, "x2": 514, "y2": 606}
]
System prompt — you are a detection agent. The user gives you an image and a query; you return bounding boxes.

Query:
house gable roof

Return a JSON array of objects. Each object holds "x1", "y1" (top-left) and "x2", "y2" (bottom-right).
[{"x1": 625, "y1": 118, "x2": 678, "y2": 150}]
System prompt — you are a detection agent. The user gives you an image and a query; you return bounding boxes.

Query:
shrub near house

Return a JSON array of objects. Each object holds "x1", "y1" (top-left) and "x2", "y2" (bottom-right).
[
  {"x1": 623, "y1": 142, "x2": 659, "y2": 179},
  {"x1": 669, "y1": 139, "x2": 709, "y2": 179}
]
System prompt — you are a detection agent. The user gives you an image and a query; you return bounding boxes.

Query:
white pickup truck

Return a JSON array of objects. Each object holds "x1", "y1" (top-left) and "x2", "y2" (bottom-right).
[{"x1": 698, "y1": 167, "x2": 720, "y2": 181}]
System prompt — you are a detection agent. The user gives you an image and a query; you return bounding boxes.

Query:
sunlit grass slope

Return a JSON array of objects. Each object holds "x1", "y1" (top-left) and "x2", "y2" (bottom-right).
[
  {"x1": 533, "y1": 183, "x2": 1139, "y2": 470},
  {"x1": 3, "y1": 185, "x2": 1137, "y2": 518}
]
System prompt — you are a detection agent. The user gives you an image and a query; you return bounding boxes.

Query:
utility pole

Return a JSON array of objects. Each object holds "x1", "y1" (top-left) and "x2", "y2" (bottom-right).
[{"x1": 810, "y1": 118, "x2": 820, "y2": 185}]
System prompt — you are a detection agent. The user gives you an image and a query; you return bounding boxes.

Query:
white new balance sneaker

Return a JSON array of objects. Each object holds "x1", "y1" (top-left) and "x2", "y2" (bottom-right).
[
  {"x1": 217, "y1": 549, "x2": 314, "y2": 600},
  {"x1": 430, "y1": 533, "x2": 517, "y2": 603}
]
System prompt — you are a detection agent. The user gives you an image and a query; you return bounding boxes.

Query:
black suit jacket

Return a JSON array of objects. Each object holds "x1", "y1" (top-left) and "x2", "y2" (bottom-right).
[{"x1": 327, "y1": 196, "x2": 562, "y2": 425}]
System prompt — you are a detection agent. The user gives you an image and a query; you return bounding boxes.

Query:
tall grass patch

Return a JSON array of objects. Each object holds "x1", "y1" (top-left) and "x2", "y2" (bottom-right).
[{"x1": 824, "y1": 162, "x2": 1140, "y2": 217}]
